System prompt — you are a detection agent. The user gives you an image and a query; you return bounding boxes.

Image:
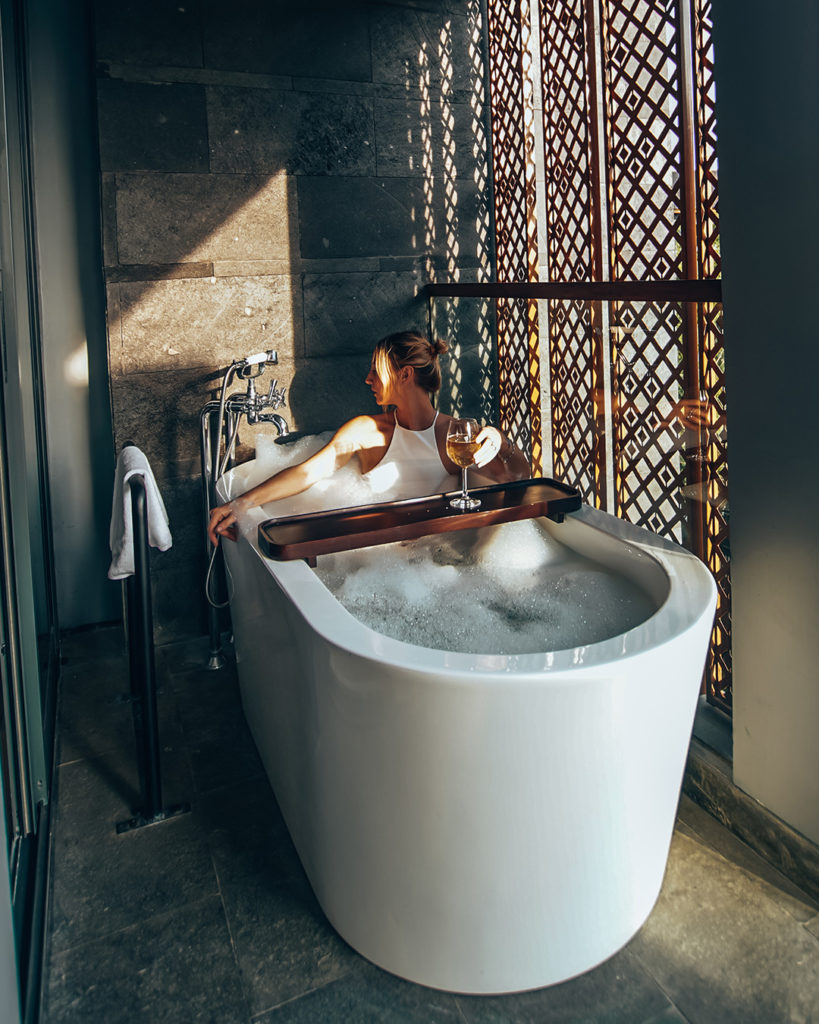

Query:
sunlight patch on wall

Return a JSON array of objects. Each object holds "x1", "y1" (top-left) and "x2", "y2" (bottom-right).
[
  {"x1": 64, "y1": 341, "x2": 89, "y2": 387},
  {"x1": 110, "y1": 170, "x2": 297, "y2": 375},
  {"x1": 116, "y1": 170, "x2": 293, "y2": 267}
]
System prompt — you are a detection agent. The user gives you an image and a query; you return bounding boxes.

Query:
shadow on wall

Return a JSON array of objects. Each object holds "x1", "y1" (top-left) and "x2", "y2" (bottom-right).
[
  {"x1": 287, "y1": 355, "x2": 376, "y2": 436},
  {"x1": 97, "y1": 0, "x2": 496, "y2": 636},
  {"x1": 287, "y1": 319, "x2": 503, "y2": 438},
  {"x1": 434, "y1": 299, "x2": 499, "y2": 423},
  {"x1": 108, "y1": 309, "x2": 504, "y2": 515},
  {"x1": 100, "y1": 1, "x2": 494, "y2": 438}
]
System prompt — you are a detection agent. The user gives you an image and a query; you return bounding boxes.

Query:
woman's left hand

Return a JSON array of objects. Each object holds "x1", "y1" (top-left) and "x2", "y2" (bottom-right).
[
  {"x1": 471, "y1": 425, "x2": 531, "y2": 481},
  {"x1": 473, "y1": 426, "x2": 503, "y2": 468}
]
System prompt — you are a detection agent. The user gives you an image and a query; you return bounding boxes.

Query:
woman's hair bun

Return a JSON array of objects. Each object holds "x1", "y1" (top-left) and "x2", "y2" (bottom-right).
[{"x1": 373, "y1": 330, "x2": 447, "y2": 395}]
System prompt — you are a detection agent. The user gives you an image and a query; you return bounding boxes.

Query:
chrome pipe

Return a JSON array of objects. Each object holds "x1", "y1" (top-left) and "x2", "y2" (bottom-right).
[{"x1": 200, "y1": 402, "x2": 226, "y2": 670}]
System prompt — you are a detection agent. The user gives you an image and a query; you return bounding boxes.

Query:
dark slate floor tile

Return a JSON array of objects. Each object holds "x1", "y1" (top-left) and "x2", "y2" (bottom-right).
[
  {"x1": 197, "y1": 774, "x2": 294, "y2": 873},
  {"x1": 49, "y1": 806, "x2": 217, "y2": 955},
  {"x1": 57, "y1": 674, "x2": 136, "y2": 767},
  {"x1": 455, "y1": 948, "x2": 672, "y2": 1024},
  {"x1": 199, "y1": 778, "x2": 359, "y2": 1015},
  {"x1": 54, "y1": 749, "x2": 141, "y2": 833},
  {"x1": 220, "y1": 874, "x2": 361, "y2": 1017},
  {"x1": 677, "y1": 794, "x2": 819, "y2": 923},
  {"x1": 60, "y1": 624, "x2": 127, "y2": 662},
  {"x1": 58, "y1": 656, "x2": 182, "y2": 769},
  {"x1": 198, "y1": 777, "x2": 312, "y2": 919},
  {"x1": 166, "y1": 660, "x2": 265, "y2": 794},
  {"x1": 641, "y1": 1007, "x2": 690, "y2": 1023},
  {"x1": 53, "y1": 693, "x2": 194, "y2": 831},
  {"x1": 155, "y1": 633, "x2": 234, "y2": 677},
  {"x1": 256, "y1": 960, "x2": 464, "y2": 1022},
  {"x1": 46, "y1": 895, "x2": 249, "y2": 1024},
  {"x1": 59, "y1": 648, "x2": 128, "y2": 697},
  {"x1": 627, "y1": 830, "x2": 819, "y2": 1024},
  {"x1": 168, "y1": 663, "x2": 243, "y2": 729},
  {"x1": 180, "y1": 697, "x2": 265, "y2": 794}
]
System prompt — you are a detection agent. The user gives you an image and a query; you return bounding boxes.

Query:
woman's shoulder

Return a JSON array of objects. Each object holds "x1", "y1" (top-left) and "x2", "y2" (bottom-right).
[
  {"x1": 342, "y1": 411, "x2": 394, "y2": 433},
  {"x1": 332, "y1": 412, "x2": 393, "y2": 450},
  {"x1": 433, "y1": 412, "x2": 455, "y2": 437}
]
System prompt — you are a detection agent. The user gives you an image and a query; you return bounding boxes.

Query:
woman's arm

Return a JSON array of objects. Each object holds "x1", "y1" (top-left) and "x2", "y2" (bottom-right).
[{"x1": 208, "y1": 415, "x2": 386, "y2": 544}]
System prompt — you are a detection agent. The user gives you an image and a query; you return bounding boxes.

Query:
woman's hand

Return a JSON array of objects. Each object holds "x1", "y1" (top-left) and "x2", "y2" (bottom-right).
[
  {"x1": 472, "y1": 425, "x2": 531, "y2": 481},
  {"x1": 208, "y1": 502, "x2": 241, "y2": 545},
  {"x1": 474, "y1": 426, "x2": 503, "y2": 468}
]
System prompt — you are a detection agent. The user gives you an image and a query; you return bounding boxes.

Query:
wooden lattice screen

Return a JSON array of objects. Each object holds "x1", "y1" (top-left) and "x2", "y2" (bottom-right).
[
  {"x1": 485, "y1": 0, "x2": 731, "y2": 710},
  {"x1": 485, "y1": 0, "x2": 543, "y2": 474},
  {"x1": 539, "y1": 0, "x2": 607, "y2": 506},
  {"x1": 694, "y1": 0, "x2": 731, "y2": 709}
]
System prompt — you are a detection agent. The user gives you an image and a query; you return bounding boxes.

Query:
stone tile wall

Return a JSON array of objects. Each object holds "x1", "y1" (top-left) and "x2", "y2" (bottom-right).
[{"x1": 95, "y1": 0, "x2": 495, "y2": 639}]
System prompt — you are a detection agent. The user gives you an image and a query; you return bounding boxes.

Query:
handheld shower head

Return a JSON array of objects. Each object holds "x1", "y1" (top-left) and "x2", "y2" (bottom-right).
[{"x1": 239, "y1": 349, "x2": 277, "y2": 367}]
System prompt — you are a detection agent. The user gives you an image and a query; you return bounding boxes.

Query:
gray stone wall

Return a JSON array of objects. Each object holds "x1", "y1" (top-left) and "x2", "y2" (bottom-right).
[{"x1": 95, "y1": 0, "x2": 495, "y2": 639}]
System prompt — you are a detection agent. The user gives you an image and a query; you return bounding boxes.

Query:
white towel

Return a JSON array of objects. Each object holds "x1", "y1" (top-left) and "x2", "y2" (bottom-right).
[{"x1": 108, "y1": 446, "x2": 173, "y2": 580}]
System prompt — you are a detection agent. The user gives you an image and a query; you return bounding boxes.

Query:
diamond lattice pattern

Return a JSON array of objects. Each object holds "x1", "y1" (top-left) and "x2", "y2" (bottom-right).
[
  {"x1": 487, "y1": 0, "x2": 543, "y2": 471},
  {"x1": 486, "y1": 0, "x2": 729, "y2": 706}
]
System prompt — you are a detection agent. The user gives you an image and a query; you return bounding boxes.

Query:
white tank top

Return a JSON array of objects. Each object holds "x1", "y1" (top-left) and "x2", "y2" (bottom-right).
[{"x1": 363, "y1": 412, "x2": 451, "y2": 499}]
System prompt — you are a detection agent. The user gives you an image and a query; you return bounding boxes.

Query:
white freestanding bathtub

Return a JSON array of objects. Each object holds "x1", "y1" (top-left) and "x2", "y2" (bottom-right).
[{"x1": 218, "y1": 460, "x2": 716, "y2": 994}]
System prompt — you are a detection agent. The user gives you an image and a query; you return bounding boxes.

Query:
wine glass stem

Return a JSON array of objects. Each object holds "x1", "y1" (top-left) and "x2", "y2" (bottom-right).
[{"x1": 461, "y1": 466, "x2": 468, "y2": 499}]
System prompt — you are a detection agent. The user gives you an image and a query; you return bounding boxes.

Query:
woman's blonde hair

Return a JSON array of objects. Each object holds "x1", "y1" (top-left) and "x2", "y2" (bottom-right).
[{"x1": 373, "y1": 331, "x2": 448, "y2": 395}]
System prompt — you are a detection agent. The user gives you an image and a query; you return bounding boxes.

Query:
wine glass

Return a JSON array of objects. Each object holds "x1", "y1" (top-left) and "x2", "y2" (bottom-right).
[{"x1": 446, "y1": 418, "x2": 482, "y2": 510}]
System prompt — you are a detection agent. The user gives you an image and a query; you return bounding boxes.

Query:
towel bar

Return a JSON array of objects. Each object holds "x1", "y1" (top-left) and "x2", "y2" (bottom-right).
[{"x1": 116, "y1": 471, "x2": 190, "y2": 833}]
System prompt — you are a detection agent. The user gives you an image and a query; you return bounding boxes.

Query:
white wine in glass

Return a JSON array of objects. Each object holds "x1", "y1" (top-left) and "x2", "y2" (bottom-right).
[{"x1": 446, "y1": 418, "x2": 481, "y2": 510}]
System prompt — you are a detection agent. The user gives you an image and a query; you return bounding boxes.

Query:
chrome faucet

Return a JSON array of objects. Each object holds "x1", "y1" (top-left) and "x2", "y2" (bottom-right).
[
  {"x1": 199, "y1": 347, "x2": 291, "y2": 669},
  {"x1": 239, "y1": 371, "x2": 288, "y2": 429},
  {"x1": 255, "y1": 412, "x2": 289, "y2": 435}
]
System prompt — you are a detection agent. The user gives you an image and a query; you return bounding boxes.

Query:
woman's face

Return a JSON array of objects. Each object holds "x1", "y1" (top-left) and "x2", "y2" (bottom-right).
[{"x1": 366, "y1": 351, "x2": 396, "y2": 406}]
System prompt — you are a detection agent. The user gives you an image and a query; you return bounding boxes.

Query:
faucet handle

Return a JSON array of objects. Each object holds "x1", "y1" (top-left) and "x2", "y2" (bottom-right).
[{"x1": 266, "y1": 380, "x2": 287, "y2": 410}]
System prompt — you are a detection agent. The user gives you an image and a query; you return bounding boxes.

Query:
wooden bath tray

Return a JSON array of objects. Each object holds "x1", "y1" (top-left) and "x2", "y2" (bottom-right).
[{"x1": 258, "y1": 477, "x2": 581, "y2": 562}]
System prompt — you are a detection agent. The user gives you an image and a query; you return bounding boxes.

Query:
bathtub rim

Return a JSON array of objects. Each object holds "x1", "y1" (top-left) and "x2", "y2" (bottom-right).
[{"x1": 219, "y1": 468, "x2": 717, "y2": 679}]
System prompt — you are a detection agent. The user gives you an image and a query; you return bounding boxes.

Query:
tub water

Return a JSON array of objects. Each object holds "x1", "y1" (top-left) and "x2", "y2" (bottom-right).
[{"x1": 314, "y1": 521, "x2": 657, "y2": 654}]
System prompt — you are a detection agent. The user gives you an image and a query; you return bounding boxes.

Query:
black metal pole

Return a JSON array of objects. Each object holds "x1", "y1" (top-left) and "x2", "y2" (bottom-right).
[
  {"x1": 130, "y1": 475, "x2": 162, "y2": 819},
  {"x1": 116, "y1": 464, "x2": 190, "y2": 833},
  {"x1": 125, "y1": 572, "x2": 146, "y2": 803}
]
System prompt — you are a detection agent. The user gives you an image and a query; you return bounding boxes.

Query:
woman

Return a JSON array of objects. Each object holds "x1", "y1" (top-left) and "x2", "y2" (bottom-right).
[{"x1": 207, "y1": 331, "x2": 531, "y2": 545}]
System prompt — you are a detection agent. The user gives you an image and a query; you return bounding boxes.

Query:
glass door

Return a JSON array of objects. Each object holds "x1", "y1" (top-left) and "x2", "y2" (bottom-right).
[{"x1": 0, "y1": 0, "x2": 59, "y2": 1017}]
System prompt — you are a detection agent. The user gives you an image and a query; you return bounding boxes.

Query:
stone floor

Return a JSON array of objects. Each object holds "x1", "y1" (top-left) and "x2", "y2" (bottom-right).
[{"x1": 42, "y1": 626, "x2": 819, "y2": 1023}]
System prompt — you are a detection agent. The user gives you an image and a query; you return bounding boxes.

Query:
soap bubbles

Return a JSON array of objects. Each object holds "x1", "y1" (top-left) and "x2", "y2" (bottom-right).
[
  {"x1": 315, "y1": 523, "x2": 655, "y2": 654},
  {"x1": 229, "y1": 436, "x2": 656, "y2": 654}
]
